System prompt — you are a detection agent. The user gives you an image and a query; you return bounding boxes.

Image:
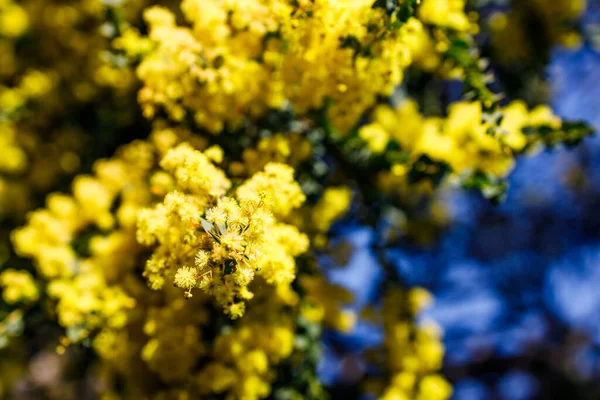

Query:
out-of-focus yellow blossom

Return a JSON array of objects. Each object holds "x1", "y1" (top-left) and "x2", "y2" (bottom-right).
[
  {"x1": 417, "y1": 375, "x2": 454, "y2": 400},
  {"x1": 48, "y1": 270, "x2": 136, "y2": 340},
  {"x1": 112, "y1": 28, "x2": 155, "y2": 59},
  {"x1": 123, "y1": 0, "x2": 470, "y2": 133},
  {"x1": 367, "y1": 288, "x2": 451, "y2": 400},
  {"x1": 197, "y1": 322, "x2": 294, "y2": 400},
  {"x1": 311, "y1": 186, "x2": 353, "y2": 233},
  {"x1": 360, "y1": 123, "x2": 391, "y2": 153},
  {"x1": 239, "y1": 133, "x2": 312, "y2": 176},
  {"x1": 0, "y1": 0, "x2": 29, "y2": 38},
  {"x1": 364, "y1": 99, "x2": 563, "y2": 180},
  {"x1": 419, "y1": 0, "x2": 470, "y2": 31},
  {"x1": 141, "y1": 298, "x2": 208, "y2": 382},
  {"x1": 300, "y1": 274, "x2": 356, "y2": 332},
  {"x1": 288, "y1": 185, "x2": 354, "y2": 248},
  {"x1": 0, "y1": 124, "x2": 27, "y2": 174},
  {"x1": 12, "y1": 140, "x2": 155, "y2": 341},
  {"x1": 0, "y1": 269, "x2": 38, "y2": 304},
  {"x1": 0, "y1": 115, "x2": 88, "y2": 218},
  {"x1": 0, "y1": 0, "x2": 159, "y2": 227},
  {"x1": 0, "y1": 69, "x2": 55, "y2": 116}
]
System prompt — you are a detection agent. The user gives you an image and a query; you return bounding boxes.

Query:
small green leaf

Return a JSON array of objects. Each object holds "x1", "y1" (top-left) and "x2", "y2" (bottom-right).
[{"x1": 200, "y1": 218, "x2": 215, "y2": 233}]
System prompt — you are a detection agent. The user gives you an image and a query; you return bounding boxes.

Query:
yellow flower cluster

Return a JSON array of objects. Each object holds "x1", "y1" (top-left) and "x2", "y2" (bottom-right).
[
  {"x1": 418, "y1": 0, "x2": 470, "y2": 31},
  {"x1": 366, "y1": 288, "x2": 452, "y2": 400},
  {"x1": 300, "y1": 274, "x2": 356, "y2": 332},
  {"x1": 236, "y1": 162, "x2": 306, "y2": 217},
  {"x1": 0, "y1": 69, "x2": 67, "y2": 218},
  {"x1": 141, "y1": 298, "x2": 209, "y2": 382},
  {"x1": 236, "y1": 133, "x2": 313, "y2": 176},
  {"x1": 137, "y1": 143, "x2": 308, "y2": 317},
  {"x1": 310, "y1": 186, "x2": 354, "y2": 233},
  {"x1": 122, "y1": 0, "x2": 471, "y2": 133},
  {"x1": 0, "y1": 0, "x2": 28, "y2": 38},
  {"x1": 197, "y1": 323, "x2": 295, "y2": 400},
  {"x1": 0, "y1": 269, "x2": 38, "y2": 305},
  {"x1": 288, "y1": 185, "x2": 354, "y2": 248},
  {"x1": 48, "y1": 271, "x2": 136, "y2": 342},
  {"x1": 12, "y1": 140, "x2": 155, "y2": 341},
  {"x1": 8, "y1": 129, "x2": 356, "y2": 399},
  {"x1": 361, "y1": 99, "x2": 562, "y2": 178},
  {"x1": 0, "y1": 0, "x2": 147, "y2": 221},
  {"x1": 0, "y1": 69, "x2": 55, "y2": 118}
]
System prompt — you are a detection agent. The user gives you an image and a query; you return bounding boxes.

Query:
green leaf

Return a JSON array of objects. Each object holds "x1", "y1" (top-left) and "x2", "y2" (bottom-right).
[
  {"x1": 521, "y1": 121, "x2": 594, "y2": 152},
  {"x1": 200, "y1": 217, "x2": 215, "y2": 234},
  {"x1": 462, "y1": 171, "x2": 508, "y2": 204}
]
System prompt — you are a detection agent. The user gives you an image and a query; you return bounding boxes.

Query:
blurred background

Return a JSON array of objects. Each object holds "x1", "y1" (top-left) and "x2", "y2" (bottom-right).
[{"x1": 319, "y1": 2, "x2": 600, "y2": 399}]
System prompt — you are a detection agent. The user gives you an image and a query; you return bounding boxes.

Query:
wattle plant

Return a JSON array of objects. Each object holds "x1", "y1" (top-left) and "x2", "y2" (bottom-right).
[{"x1": 0, "y1": 0, "x2": 593, "y2": 399}]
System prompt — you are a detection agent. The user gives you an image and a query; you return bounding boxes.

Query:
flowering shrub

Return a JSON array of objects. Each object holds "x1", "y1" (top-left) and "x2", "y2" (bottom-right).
[{"x1": 0, "y1": 0, "x2": 593, "y2": 399}]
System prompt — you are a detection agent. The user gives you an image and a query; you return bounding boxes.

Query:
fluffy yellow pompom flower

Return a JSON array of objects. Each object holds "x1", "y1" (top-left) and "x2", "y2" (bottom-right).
[
  {"x1": 311, "y1": 186, "x2": 354, "y2": 233},
  {"x1": 127, "y1": 0, "x2": 471, "y2": 133},
  {"x1": 174, "y1": 266, "x2": 198, "y2": 298},
  {"x1": 0, "y1": 269, "x2": 38, "y2": 304},
  {"x1": 160, "y1": 143, "x2": 231, "y2": 197},
  {"x1": 0, "y1": 2, "x2": 29, "y2": 38},
  {"x1": 236, "y1": 162, "x2": 306, "y2": 218}
]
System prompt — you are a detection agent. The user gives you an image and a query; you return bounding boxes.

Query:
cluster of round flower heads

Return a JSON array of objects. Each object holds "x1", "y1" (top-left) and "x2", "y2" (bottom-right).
[
  {"x1": 11, "y1": 140, "x2": 155, "y2": 342},
  {"x1": 6, "y1": 129, "x2": 356, "y2": 399},
  {"x1": 137, "y1": 143, "x2": 308, "y2": 317},
  {"x1": 117, "y1": 0, "x2": 473, "y2": 133},
  {"x1": 0, "y1": 0, "x2": 153, "y2": 220},
  {"x1": 363, "y1": 288, "x2": 451, "y2": 400},
  {"x1": 361, "y1": 99, "x2": 563, "y2": 180}
]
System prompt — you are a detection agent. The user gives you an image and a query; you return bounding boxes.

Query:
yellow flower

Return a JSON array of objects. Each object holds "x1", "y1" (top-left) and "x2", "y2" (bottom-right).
[
  {"x1": 0, "y1": 4, "x2": 29, "y2": 38},
  {"x1": 0, "y1": 269, "x2": 38, "y2": 304},
  {"x1": 359, "y1": 123, "x2": 390, "y2": 153},
  {"x1": 419, "y1": 0, "x2": 470, "y2": 31},
  {"x1": 417, "y1": 375, "x2": 453, "y2": 400},
  {"x1": 311, "y1": 186, "x2": 353, "y2": 233},
  {"x1": 174, "y1": 267, "x2": 198, "y2": 298}
]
